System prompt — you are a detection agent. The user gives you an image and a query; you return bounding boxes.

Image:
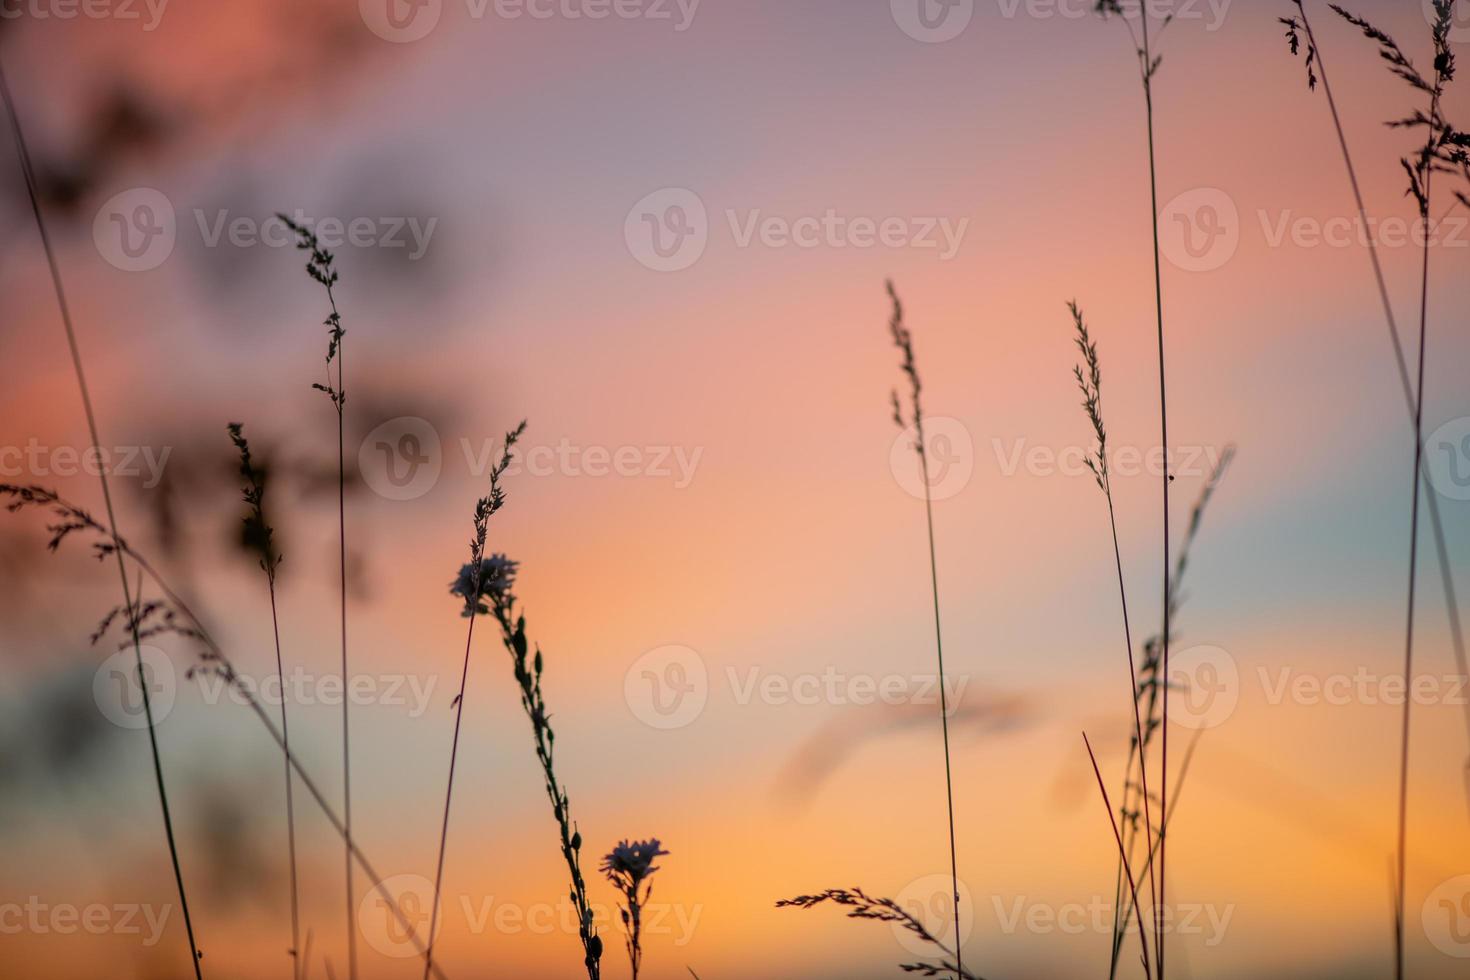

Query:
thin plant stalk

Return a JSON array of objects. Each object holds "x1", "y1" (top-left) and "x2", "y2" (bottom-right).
[
  {"x1": 1106, "y1": 445, "x2": 1234, "y2": 976},
  {"x1": 887, "y1": 280, "x2": 965, "y2": 975},
  {"x1": 1139, "y1": 9, "x2": 1172, "y2": 969},
  {"x1": 1094, "y1": 3, "x2": 1176, "y2": 962},
  {"x1": 423, "y1": 424, "x2": 524, "y2": 980},
  {"x1": 1068, "y1": 302, "x2": 1159, "y2": 975},
  {"x1": 0, "y1": 60, "x2": 204, "y2": 979},
  {"x1": 228, "y1": 424, "x2": 302, "y2": 978},
  {"x1": 489, "y1": 571, "x2": 603, "y2": 978},
  {"x1": 0, "y1": 484, "x2": 456, "y2": 980},
  {"x1": 1397, "y1": 119, "x2": 1435, "y2": 980},
  {"x1": 1284, "y1": 0, "x2": 1470, "y2": 818},
  {"x1": 280, "y1": 217, "x2": 356, "y2": 980},
  {"x1": 1114, "y1": 728, "x2": 1206, "y2": 952},
  {"x1": 1083, "y1": 733, "x2": 1152, "y2": 978},
  {"x1": 332, "y1": 289, "x2": 354, "y2": 980},
  {"x1": 1323, "y1": 6, "x2": 1462, "y2": 971}
]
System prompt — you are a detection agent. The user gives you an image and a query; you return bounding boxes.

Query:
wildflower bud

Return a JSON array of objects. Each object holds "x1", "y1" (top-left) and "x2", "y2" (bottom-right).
[
  {"x1": 572, "y1": 830, "x2": 582, "y2": 850},
  {"x1": 589, "y1": 935, "x2": 603, "y2": 958}
]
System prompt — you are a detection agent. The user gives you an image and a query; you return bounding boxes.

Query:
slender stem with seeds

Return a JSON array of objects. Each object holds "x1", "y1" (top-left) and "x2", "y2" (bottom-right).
[
  {"x1": 0, "y1": 60, "x2": 203, "y2": 980},
  {"x1": 229, "y1": 424, "x2": 302, "y2": 978},
  {"x1": 424, "y1": 426, "x2": 521, "y2": 979},
  {"x1": 0, "y1": 485, "x2": 456, "y2": 980},
  {"x1": 1290, "y1": 4, "x2": 1470, "y2": 817},
  {"x1": 1070, "y1": 304, "x2": 1158, "y2": 976},
  {"x1": 280, "y1": 217, "x2": 356, "y2": 980},
  {"x1": 1138, "y1": 9, "x2": 1171, "y2": 970},
  {"x1": 887, "y1": 282, "x2": 966, "y2": 975}
]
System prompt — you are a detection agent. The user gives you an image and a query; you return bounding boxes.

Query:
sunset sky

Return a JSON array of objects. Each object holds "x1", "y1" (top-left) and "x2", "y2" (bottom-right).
[{"x1": 3, "y1": 0, "x2": 1470, "y2": 977}]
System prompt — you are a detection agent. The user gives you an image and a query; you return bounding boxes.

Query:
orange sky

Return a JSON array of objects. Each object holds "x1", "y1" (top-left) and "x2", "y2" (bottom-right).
[{"x1": 3, "y1": 0, "x2": 1470, "y2": 977}]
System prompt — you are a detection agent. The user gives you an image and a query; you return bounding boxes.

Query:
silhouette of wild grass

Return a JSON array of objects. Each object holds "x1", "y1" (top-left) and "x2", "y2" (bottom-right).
[
  {"x1": 1282, "y1": 0, "x2": 1470, "y2": 832},
  {"x1": 1092, "y1": 2, "x2": 1178, "y2": 967},
  {"x1": 1067, "y1": 301, "x2": 1158, "y2": 978},
  {"x1": 777, "y1": 888, "x2": 981, "y2": 980},
  {"x1": 279, "y1": 213, "x2": 359, "y2": 980},
  {"x1": 601, "y1": 838, "x2": 671, "y2": 979},
  {"x1": 227, "y1": 423, "x2": 303, "y2": 978},
  {"x1": 1323, "y1": 5, "x2": 1456, "y2": 974},
  {"x1": 422, "y1": 420, "x2": 525, "y2": 979},
  {"x1": 0, "y1": 483, "x2": 455, "y2": 980},
  {"x1": 886, "y1": 280, "x2": 966, "y2": 978},
  {"x1": 487, "y1": 541, "x2": 605, "y2": 979},
  {"x1": 0, "y1": 60, "x2": 205, "y2": 979}
]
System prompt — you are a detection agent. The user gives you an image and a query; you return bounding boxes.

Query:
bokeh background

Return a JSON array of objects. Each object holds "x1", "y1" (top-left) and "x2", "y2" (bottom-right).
[{"x1": 3, "y1": 0, "x2": 1470, "y2": 976}]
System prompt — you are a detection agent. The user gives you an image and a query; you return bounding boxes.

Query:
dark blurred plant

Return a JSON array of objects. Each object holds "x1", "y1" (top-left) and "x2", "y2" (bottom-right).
[
  {"x1": 0, "y1": 482, "x2": 453, "y2": 979},
  {"x1": 227, "y1": 422, "x2": 302, "y2": 977},
  {"x1": 1327, "y1": 6, "x2": 1456, "y2": 973},
  {"x1": 1280, "y1": 0, "x2": 1470, "y2": 835}
]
